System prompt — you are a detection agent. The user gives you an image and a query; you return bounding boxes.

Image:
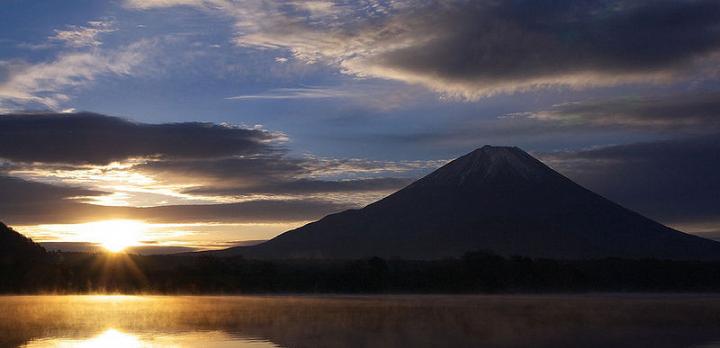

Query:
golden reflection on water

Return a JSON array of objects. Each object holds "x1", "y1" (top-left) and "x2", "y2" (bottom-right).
[
  {"x1": 24, "y1": 328, "x2": 277, "y2": 348},
  {"x1": 26, "y1": 329, "x2": 141, "y2": 348},
  {"x1": 3, "y1": 295, "x2": 720, "y2": 348}
]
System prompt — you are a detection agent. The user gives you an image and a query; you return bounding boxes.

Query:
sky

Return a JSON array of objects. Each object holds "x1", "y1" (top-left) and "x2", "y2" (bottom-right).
[{"x1": 1, "y1": 0, "x2": 719, "y2": 253}]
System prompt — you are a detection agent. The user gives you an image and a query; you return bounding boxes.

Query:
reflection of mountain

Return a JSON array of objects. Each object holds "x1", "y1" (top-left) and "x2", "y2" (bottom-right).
[
  {"x1": 217, "y1": 146, "x2": 720, "y2": 260},
  {"x1": 3, "y1": 295, "x2": 720, "y2": 348}
]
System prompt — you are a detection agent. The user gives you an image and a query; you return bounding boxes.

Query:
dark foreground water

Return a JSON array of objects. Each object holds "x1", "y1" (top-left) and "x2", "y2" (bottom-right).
[{"x1": 2, "y1": 295, "x2": 720, "y2": 347}]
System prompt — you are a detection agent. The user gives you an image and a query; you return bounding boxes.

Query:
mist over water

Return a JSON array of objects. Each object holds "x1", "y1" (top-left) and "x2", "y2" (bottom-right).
[
  {"x1": 23, "y1": 329, "x2": 277, "y2": 348},
  {"x1": 3, "y1": 295, "x2": 720, "y2": 348}
]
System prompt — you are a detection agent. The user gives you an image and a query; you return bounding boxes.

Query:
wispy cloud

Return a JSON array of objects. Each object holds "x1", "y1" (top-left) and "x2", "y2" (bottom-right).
[
  {"x1": 226, "y1": 87, "x2": 353, "y2": 100},
  {"x1": 0, "y1": 40, "x2": 152, "y2": 110},
  {"x1": 225, "y1": 82, "x2": 431, "y2": 110},
  {"x1": 516, "y1": 92, "x2": 720, "y2": 132},
  {"x1": 49, "y1": 20, "x2": 117, "y2": 48},
  {"x1": 123, "y1": 0, "x2": 210, "y2": 9},
  {"x1": 127, "y1": 0, "x2": 720, "y2": 99}
]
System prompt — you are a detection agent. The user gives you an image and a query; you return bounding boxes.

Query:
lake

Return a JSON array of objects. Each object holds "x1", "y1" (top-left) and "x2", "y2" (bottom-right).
[{"x1": 2, "y1": 295, "x2": 720, "y2": 347}]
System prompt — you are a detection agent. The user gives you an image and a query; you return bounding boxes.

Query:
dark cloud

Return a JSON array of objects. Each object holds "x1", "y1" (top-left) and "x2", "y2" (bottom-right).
[
  {"x1": 366, "y1": 0, "x2": 720, "y2": 95},
  {"x1": 0, "y1": 176, "x2": 107, "y2": 223},
  {"x1": 0, "y1": 175, "x2": 104, "y2": 203},
  {"x1": 346, "y1": 91, "x2": 720, "y2": 155},
  {"x1": 525, "y1": 92, "x2": 720, "y2": 131},
  {"x1": 0, "y1": 176, "x2": 94, "y2": 224},
  {"x1": 228, "y1": 0, "x2": 720, "y2": 97},
  {"x1": 0, "y1": 113, "x2": 419, "y2": 225},
  {"x1": 135, "y1": 156, "x2": 309, "y2": 186},
  {"x1": 0, "y1": 176, "x2": 350, "y2": 227},
  {"x1": 0, "y1": 112, "x2": 280, "y2": 165},
  {"x1": 543, "y1": 134, "x2": 720, "y2": 226},
  {"x1": 185, "y1": 177, "x2": 413, "y2": 196},
  {"x1": 0, "y1": 173, "x2": 351, "y2": 225},
  {"x1": 131, "y1": 199, "x2": 352, "y2": 224},
  {"x1": 1, "y1": 193, "x2": 351, "y2": 225},
  {"x1": 135, "y1": 156, "x2": 419, "y2": 197}
]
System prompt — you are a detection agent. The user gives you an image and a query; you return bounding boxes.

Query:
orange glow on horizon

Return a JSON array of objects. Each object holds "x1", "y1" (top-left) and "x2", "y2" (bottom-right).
[{"x1": 81, "y1": 220, "x2": 146, "y2": 253}]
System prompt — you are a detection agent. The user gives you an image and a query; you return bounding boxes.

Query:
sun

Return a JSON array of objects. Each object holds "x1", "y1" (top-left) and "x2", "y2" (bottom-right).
[{"x1": 83, "y1": 220, "x2": 146, "y2": 253}]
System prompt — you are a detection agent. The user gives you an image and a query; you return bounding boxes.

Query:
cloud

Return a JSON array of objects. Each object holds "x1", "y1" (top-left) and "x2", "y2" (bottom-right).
[
  {"x1": 133, "y1": 154, "x2": 433, "y2": 198},
  {"x1": 184, "y1": 177, "x2": 413, "y2": 196},
  {"x1": 542, "y1": 134, "x2": 720, "y2": 227},
  {"x1": 0, "y1": 111, "x2": 427, "y2": 224},
  {"x1": 521, "y1": 92, "x2": 720, "y2": 132},
  {"x1": 128, "y1": 0, "x2": 720, "y2": 99},
  {"x1": 226, "y1": 87, "x2": 354, "y2": 100},
  {"x1": 0, "y1": 175, "x2": 103, "y2": 224},
  {"x1": 0, "y1": 41, "x2": 151, "y2": 110},
  {"x1": 1, "y1": 195, "x2": 351, "y2": 226},
  {"x1": 346, "y1": 0, "x2": 720, "y2": 98},
  {"x1": 350, "y1": 91, "x2": 720, "y2": 152},
  {"x1": 123, "y1": 0, "x2": 210, "y2": 9},
  {"x1": 0, "y1": 175, "x2": 105, "y2": 206},
  {"x1": 0, "y1": 172, "x2": 352, "y2": 225},
  {"x1": 129, "y1": 199, "x2": 351, "y2": 223},
  {"x1": 292, "y1": 1, "x2": 341, "y2": 17},
  {"x1": 127, "y1": 154, "x2": 423, "y2": 207},
  {"x1": 0, "y1": 112, "x2": 281, "y2": 165},
  {"x1": 49, "y1": 20, "x2": 117, "y2": 48},
  {"x1": 224, "y1": 82, "x2": 432, "y2": 110}
]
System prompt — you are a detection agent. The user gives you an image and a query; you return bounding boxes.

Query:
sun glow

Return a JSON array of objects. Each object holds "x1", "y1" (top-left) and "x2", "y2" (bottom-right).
[
  {"x1": 79, "y1": 329, "x2": 142, "y2": 348},
  {"x1": 25, "y1": 328, "x2": 143, "y2": 348},
  {"x1": 82, "y1": 220, "x2": 146, "y2": 252}
]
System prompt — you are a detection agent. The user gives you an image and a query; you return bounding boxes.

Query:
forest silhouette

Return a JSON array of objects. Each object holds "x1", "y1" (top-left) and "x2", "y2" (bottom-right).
[{"x1": 3, "y1": 222, "x2": 720, "y2": 294}]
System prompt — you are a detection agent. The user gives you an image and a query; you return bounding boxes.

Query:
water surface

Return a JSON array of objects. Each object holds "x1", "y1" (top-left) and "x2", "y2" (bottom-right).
[{"x1": 3, "y1": 295, "x2": 720, "y2": 347}]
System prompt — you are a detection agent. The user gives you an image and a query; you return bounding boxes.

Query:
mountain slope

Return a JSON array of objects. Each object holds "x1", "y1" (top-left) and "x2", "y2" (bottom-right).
[
  {"x1": 0, "y1": 222, "x2": 45, "y2": 258},
  {"x1": 215, "y1": 146, "x2": 720, "y2": 260},
  {"x1": 0, "y1": 222, "x2": 47, "y2": 292}
]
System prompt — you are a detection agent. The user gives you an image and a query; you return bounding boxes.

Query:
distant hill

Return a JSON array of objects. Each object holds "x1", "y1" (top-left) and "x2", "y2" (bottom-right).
[
  {"x1": 0, "y1": 222, "x2": 47, "y2": 291},
  {"x1": 0, "y1": 222, "x2": 45, "y2": 258},
  {"x1": 211, "y1": 146, "x2": 720, "y2": 260}
]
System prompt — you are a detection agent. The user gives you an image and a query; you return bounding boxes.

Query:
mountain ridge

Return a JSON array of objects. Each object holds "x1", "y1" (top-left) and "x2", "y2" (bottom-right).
[
  {"x1": 0, "y1": 222, "x2": 46, "y2": 257},
  {"x1": 210, "y1": 146, "x2": 720, "y2": 260}
]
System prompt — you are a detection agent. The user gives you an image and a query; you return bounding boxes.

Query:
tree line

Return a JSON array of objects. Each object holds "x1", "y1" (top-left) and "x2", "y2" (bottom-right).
[
  {"x1": 4, "y1": 222, "x2": 720, "y2": 294},
  {"x1": 4, "y1": 249, "x2": 720, "y2": 294}
]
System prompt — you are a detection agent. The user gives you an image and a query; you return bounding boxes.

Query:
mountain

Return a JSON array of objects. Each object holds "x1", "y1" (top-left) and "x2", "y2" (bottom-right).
[
  {"x1": 213, "y1": 146, "x2": 720, "y2": 260},
  {"x1": 0, "y1": 222, "x2": 45, "y2": 258},
  {"x1": 0, "y1": 222, "x2": 47, "y2": 291}
]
